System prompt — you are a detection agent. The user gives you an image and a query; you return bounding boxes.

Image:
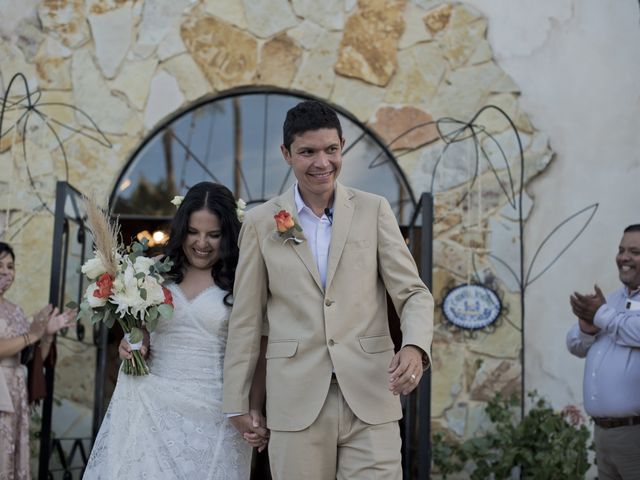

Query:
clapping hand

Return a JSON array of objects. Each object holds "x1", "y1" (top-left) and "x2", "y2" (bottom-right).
[
  {"x1": 27, "y1": 304, "x2": 54, "y2": 342},
  {"x1": 570, "y1": 285, "x2": 605, "y2": 334},
  {"x1": 46, "y1": 307, "x2": 77, "y2": 335}
]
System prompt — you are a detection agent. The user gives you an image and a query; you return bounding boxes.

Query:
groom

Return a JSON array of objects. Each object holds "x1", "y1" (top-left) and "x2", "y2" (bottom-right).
[{"x1": 223, "y1": 100, "x2": 434, "y2": 479}]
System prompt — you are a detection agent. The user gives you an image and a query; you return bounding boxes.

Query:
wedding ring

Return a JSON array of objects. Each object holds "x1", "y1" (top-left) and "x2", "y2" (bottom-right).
[{"x1": 410, "y1": 374, "x2": 417, "y2": 381}]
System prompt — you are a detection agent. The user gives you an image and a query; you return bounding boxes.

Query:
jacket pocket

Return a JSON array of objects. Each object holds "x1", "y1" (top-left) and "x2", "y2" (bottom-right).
[
  {"x1": 344, "y1": 239, "x2": 372, "y2": 250},
  {"x1": 359, "y1": 334, "x2": 395, "y2": 353},
  {"x1": 265, "y1": 340, "x2": 299, "y2": 359}
]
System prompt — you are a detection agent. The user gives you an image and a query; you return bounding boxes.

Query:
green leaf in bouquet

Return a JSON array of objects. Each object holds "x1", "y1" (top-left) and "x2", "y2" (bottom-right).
[
  {"x1": 128, "y1": 326, "x2": 143, "y2": 344},
  {"x1": 134, "y1": 272, "x2": 146, "y2": 280},
  {"x1": 158, "y1": 303, "x2": 173, "y2": 320},
  {"x1": 146, "y1": 306, "x2": 159, "y2": 332},
  {"x1": 66, "y1": 301, "x2": 78, "y2": 310},
  {"x1": 76, "y1": 301, "x2": 91, "y2": 321},
  {"x1": 103, "y1": 308, "x2": 116, "y2": 328},
  {"x1": 147, "y1": 306, "x2": 158, "y2": 322},
  {"x1": 157, "y1": 257, "x2": 174, "y2": 273},
  {"x1": 131, "y1": 242, "x2": 144, "y2": 253},
  {"x1": 91, "y1": 311, "x2": 103, "y2": 325},
  {"x1": 140, "y1": 288, "x2": 147, "y2": 300}
]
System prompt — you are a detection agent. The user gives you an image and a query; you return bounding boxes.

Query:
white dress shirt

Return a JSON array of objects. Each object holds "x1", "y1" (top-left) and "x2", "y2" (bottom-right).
[
  {"x1": 294, "y1": 184, "x2": 333, "y2": 289},
  {"x1": 566, "y1": 286, "x2": 640, "y2": 417}
]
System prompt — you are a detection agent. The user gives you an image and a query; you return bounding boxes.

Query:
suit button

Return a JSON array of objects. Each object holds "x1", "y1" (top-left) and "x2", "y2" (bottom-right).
[
  {"x1": 328, "y1": 339, "x2": 335, "y2": 346},
  {"x1": 325, "y1": 299, "x2": 333, "y2": 306}
]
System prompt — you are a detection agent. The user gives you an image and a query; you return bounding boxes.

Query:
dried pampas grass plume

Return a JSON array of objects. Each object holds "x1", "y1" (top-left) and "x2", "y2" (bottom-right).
[{"x1": 83, "y1": 194, "x2": 121, "y2": 277}]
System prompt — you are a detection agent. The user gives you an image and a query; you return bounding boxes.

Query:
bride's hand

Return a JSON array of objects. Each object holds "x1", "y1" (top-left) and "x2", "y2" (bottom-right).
[{"x1": 118, "y1": 330, "x2": 150, "y2": 360}]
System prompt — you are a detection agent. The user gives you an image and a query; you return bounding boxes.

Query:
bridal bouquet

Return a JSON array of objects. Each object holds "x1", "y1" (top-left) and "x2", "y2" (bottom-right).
[{"x1": 72, "y1": 197, "x2": 174, "y2": 375}]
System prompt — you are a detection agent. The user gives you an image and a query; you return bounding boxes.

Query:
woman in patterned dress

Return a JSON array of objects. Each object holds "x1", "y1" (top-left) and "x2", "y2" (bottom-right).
[{"x1": 0, "y1": 242, "x2": 75, "y2": 480}]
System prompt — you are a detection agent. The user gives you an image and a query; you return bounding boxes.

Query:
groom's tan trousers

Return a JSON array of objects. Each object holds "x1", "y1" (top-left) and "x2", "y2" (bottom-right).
[{"x1": 268, "y1": 377, "x2": 402, "y2": 480}]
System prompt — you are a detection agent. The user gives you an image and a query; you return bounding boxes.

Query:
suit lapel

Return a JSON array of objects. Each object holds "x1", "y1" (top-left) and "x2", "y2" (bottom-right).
[
  {"x1": 325, "y1": 183, "x2": 354, "y2": 290},
  {"x1": 274, "y1": 188, "x2": 324, "y2": 293}
]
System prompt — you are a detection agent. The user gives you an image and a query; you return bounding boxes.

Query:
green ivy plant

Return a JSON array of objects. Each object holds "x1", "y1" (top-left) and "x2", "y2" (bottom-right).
[{"x1": 433, "y1": 392, "x2": 592, "y2": 480}]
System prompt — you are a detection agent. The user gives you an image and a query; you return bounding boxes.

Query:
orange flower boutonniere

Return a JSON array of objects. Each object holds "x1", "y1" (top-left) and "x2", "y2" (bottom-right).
[{"x1": 274, "y1": 209, "x2": 304, "y2": 244}]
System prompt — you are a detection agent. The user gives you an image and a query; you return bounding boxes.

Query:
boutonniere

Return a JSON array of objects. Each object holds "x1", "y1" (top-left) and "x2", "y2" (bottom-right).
[{"x1": 274, "y1": 209, "x2": 304, "y2": 244}]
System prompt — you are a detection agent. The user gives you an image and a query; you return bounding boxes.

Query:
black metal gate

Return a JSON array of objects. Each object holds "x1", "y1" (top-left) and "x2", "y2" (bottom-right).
[
  {"x1": 38, "y1": 181, "x2": 109, "y2": 479},
  {"x1": 401, "y1": 192, "x2": 433, "y2": 480}
]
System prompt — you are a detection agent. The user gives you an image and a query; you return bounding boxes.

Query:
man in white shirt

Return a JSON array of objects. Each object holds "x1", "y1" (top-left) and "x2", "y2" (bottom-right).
[{"x1": 567, "y1": 224, "x2": 640, "y2": 480}]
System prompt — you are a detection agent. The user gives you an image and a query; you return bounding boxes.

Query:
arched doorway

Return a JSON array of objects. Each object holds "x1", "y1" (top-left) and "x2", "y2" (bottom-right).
[{"x1": 110, "y1": 88, "x2": 416, "y2": 232}]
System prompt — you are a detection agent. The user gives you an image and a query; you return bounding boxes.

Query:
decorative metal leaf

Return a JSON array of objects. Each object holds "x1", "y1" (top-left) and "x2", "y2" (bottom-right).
[{"x1": 525, "y1": 203, "x2": 599, "y2": 286}]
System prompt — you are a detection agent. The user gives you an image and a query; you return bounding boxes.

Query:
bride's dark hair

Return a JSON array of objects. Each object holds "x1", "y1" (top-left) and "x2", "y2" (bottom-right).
[{"x1": 164, "y1": 182, "x2": 241, "y2": 305}]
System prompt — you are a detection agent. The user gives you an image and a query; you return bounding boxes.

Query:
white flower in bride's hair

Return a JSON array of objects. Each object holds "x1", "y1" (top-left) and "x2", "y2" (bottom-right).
[
  {"x1": 236, "y1": 198, "x2": 247, "y2": 222},
  {"x1": 170, "y1": 196, "x2": 184, "y2": 208}
]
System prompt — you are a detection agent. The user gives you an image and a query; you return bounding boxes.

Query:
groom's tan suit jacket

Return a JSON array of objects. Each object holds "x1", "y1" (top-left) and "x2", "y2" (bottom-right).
[{"x1": 222, "y1": 183, "x2": 433, "y2": 431}]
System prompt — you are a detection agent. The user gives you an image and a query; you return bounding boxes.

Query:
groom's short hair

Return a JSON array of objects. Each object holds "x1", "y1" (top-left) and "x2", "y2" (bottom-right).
[{"x1": 282, "y1": 100, "x2": 342, "y2": 151}]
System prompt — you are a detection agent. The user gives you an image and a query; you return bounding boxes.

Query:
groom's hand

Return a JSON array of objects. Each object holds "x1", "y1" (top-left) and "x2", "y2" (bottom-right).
[
  {"x1": 388, "y1": 345, "x2": 424, "y2": 396},
  {"x1": 244, "y1": 409, "x2": 269, "y2": 452},
  {"x1": 230, "y1": 413, "x2": 269, "y2": 451}
]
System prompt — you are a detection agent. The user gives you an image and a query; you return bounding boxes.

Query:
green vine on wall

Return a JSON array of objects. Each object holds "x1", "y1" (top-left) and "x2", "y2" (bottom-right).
[{"x1": 433, "y1": 392, "x2": 593, "y2": 480}]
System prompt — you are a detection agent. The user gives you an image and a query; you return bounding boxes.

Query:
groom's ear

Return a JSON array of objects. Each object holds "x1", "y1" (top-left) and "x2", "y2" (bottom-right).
[{"x1": 281, "y1": 144, "x2": 292, "y2": 165}]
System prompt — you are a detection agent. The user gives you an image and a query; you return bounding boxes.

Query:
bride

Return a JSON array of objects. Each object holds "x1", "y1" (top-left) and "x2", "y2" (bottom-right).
[{"x1": 84, "y1": 182, "x2": 268, "y2": 479}]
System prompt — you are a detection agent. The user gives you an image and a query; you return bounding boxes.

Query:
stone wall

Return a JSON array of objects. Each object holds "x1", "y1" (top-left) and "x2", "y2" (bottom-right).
[{"x1": 0, "y1": 0, "x2": 554, "y2": 449}]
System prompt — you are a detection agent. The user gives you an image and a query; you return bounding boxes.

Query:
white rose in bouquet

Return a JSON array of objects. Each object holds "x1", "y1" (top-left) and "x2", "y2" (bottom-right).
[
  {"x1": 134, "y1": 256, "x2": 155, "y2": 275},
  {"x1": 84, "y1": 282, "x2": 108, "y2": 308},
  {"x1": 81, "y1": 256, "x2": 107, "y2": 280},
  {"x1": 141, "y1": 276, "x2": 165, "y2": 306}
]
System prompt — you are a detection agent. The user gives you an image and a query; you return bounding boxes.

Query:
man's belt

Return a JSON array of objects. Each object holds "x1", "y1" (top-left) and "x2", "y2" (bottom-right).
[{"x1": 592, "y1": 416, "x2": 640, "y2": 429}]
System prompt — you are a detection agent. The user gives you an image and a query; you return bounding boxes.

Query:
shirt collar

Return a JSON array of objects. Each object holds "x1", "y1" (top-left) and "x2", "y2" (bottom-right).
[
  {"x1": 626, "y1": 286, "x2": 640, "y2": 298},
  {"x1": 293, "y1": 184, "x2": 335, "y2": 216},
  {"x1": 293, "y1": 184, "x2": 307, "y2": 215}
]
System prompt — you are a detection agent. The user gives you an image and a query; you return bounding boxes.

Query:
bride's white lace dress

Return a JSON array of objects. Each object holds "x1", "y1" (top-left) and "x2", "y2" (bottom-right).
[{"x1": 83, "y1": 284, "x2": 252, "y2": 479}]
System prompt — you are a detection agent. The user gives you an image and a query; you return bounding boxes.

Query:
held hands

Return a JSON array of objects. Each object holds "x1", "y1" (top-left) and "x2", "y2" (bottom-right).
[
  {"x1": 388, "y1": 345, "x2": 426, "y2": 396},
  {"x1": 118, "y1": 328, "x2": 150, "y2": 360},
  {"x1": 229, "y1": 411, "x2": 269, "y2": 452},
  {"x1": 570, "y1": 285, "x2": 606, "y2": 333}
]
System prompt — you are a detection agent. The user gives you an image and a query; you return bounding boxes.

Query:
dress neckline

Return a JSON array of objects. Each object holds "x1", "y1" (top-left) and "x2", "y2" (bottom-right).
[{"x1": 172, "y1": 283, "x2": 220, "y2": 304}]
